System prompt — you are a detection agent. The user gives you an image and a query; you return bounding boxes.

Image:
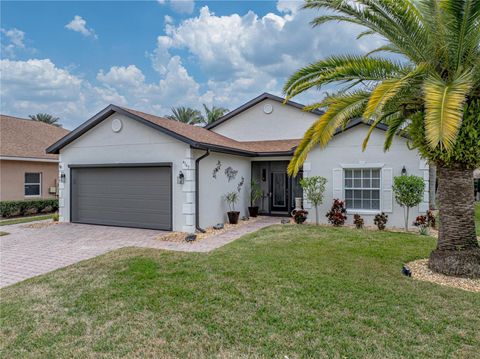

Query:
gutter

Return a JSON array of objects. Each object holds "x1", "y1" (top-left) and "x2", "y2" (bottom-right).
[{"x1": 195, "y1": 149, "x2": 210, "y2": 233}]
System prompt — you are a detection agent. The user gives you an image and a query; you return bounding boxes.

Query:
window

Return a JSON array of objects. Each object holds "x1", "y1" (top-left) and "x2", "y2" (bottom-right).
[
  {"x1": 344, "y1": 169, "x2": 380, "y2": 210},
  {"x1": 25, "y1": 172, "x2": 41, "y2": 196}
]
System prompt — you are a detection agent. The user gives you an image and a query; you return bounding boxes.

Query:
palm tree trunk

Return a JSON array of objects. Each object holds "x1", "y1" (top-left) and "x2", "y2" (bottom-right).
[
  {"x1": 428, "y1": 164, "x2": 437, "y2": 209},
  {"x1": 428, "y1": 165, "x2": 480, "y2": 278}
]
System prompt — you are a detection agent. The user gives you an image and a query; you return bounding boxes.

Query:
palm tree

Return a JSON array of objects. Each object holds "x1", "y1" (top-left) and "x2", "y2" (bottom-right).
[
  {"x1": 284, "y1": 0, "x2": 480, "y2": 278},
  {"x1": 29, "y1": 113, "x2": 61, "y2": 127},
  {"x1": 203, "y1": 104, "x2": 229, "y2": 124},
  {"x1": 166, "y1": 107, "x2": 203, "y2": 125}
]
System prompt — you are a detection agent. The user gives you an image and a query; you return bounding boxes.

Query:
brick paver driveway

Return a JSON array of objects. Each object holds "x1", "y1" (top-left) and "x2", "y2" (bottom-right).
[{"x1": 0, "y1": 217, "x2": 280, "y2": 288}]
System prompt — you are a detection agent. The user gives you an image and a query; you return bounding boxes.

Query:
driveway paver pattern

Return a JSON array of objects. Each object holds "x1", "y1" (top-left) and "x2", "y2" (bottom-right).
[{"x1": 0, "y1": 217, "x2": 280, "y2": 287}]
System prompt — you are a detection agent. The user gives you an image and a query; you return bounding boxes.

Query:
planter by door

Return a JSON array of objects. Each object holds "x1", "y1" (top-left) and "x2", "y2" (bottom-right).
[
  {"x1": 227, "y1": 211, "x2": 240, "y2": 224},
  {"x1": 248, "y1": 206, "x2": 259, "y2": 217}
]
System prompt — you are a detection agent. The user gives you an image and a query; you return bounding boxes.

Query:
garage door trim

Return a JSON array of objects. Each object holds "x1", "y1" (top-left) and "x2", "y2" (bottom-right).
[{"x1": 69, "y1": 163, "x2": 173, "y2": 230}]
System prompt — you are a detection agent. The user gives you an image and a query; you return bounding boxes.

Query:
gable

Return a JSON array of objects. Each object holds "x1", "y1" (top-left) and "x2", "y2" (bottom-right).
[{"x1": 210, "y1": 97, "x2": 319, "y2": 141}]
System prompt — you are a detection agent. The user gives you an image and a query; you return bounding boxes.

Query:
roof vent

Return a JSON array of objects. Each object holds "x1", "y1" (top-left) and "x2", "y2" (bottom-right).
[
  {"x1": 263, "y1": 103, "x2": 273, "y2": 114},
  {"x1": 111, "y1": 118, "x2": 123, "y2": 132}
]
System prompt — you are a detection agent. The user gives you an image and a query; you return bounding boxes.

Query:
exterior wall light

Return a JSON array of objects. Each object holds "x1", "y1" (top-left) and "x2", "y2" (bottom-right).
[
  {"x1": 177, "y1": 171, "x2": 185, "y2": 184},
  {"x1": 401, "y1": 166, "x2": 407, "y2": 175},
  {"x1": 60, "y1": 173, "x2": 66, "y2": 183}
]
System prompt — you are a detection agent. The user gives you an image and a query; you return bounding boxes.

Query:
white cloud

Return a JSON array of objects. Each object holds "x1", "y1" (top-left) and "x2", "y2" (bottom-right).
[
  {"x1": 97, "y1": 65, "x2": 146, "y2": 87},
  {"x1": 65, "y1": 15, "x2": 98, "y2": 38},
  {"x1": 157, "y1": 0, "x2": 195, "y2": 14},
  {"x1": 1, "y1": 28, "x2": 27, "y2": 58}
]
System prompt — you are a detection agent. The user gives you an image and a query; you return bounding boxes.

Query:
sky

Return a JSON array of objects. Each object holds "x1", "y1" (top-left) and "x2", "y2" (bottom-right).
[{"x1": 0, "y1": 0, "x2": 384, "y2": 129}]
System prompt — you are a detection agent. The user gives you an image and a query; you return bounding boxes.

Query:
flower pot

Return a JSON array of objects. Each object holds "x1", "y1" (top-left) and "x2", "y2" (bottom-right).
[
  {"x1": 248, "y1": 206, "x2": 259, "y2": 217},
  {"x1": 227, "y1": 211, "x2": 240, "y2": 224}
]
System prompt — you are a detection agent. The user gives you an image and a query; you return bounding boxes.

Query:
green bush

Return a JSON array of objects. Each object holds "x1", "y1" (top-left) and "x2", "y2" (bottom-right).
[{"x1": 0, "y1": 199, "x2": 59, "y2": 218}]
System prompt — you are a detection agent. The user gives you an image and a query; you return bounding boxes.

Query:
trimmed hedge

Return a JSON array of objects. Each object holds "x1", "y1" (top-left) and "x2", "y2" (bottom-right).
[{"x1": 0, "y1": 199, "x2": 59, "y2": 218}]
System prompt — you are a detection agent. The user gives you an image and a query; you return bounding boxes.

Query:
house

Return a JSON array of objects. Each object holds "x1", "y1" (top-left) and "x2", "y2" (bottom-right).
[
  {"x1": 46, "y1": 93, "x2": 429, "y2": 232},
  {"x1": 0, "y1": 115, "x2": 69, "y2": 201}
]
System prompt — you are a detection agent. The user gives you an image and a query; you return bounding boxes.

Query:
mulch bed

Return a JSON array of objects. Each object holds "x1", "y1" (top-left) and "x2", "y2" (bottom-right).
[
  {"x1": 157, "y1": 216, "x2": 262, "y2": 243},
  {"x1": 407, "y1": 259, "x2": 480, "y2": 293},
  {"x1": 23, "y1": 221, "x2": 60, "y2": 229}
]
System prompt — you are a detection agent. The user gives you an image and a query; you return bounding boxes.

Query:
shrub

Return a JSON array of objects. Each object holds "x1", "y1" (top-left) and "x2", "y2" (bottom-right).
[
  {"x1": 225, "y1": 192, "x2": 239, "y2": 212},
  {"x1": 392, "y1": 175, "x2": 425, "y2": 231},
  {"x1": 299, "y1": 176, "x2": 327, "y2": 225},
  {"x1": 52, "y1": 212, "x2": 60, "y2": 222},
  {"x1": 0, "y1": 199, "x2": 59, "y2": 218},
  {"x1": 293, "y1": 209, "x2": 308, "y2": 224},
  {"x1": 326, "y1": 199, "x2": 347, "y2": 226},
  {"x1": 374, "y1": 212, "x2": 388, "y2": 230},
  {"x1": 353, "y1": 214, "x2": 364, "y2": 229}
]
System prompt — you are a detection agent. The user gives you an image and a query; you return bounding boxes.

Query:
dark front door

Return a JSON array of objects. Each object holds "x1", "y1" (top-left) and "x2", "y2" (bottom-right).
[{"x1": 271, "y1": 171, "x2": 288, "y2": 212}]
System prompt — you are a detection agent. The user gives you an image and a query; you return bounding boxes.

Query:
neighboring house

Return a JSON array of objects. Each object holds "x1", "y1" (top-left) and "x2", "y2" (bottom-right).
[
  {"x1": 0, "y1": 115, "x2": 69, "y2": 201},
  {"x1": 47, "y1": 93, "x2": 429, "y2": 232}
]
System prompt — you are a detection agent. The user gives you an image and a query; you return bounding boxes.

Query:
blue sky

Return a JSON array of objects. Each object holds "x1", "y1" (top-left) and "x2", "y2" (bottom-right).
[{"x1": 1, "y1": 0, "x2": 382, "y2": 129}]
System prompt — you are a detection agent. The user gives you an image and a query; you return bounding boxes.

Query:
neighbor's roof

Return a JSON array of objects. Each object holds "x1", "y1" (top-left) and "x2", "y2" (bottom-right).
[
  {"x1": 205, "y1": 92, "x2": 324, "y2": 130},
  {"x1": 0, "y1": 114, "x2": 70, "y2": 160}
]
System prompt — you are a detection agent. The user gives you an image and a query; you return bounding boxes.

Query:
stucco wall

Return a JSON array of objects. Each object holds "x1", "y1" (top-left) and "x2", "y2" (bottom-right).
[
  {"x1": 196, "y1": 151, "x2": 251, "y2": 228},
  {"x1": 0, "y1": 160, "x2": 59, "y2": 201},
  {"x1": 58, "y1": 114, "x2": 193, "y2": 232},
  {"x1": 211, "y1": 99, "x2": 318, "y2": 141},
  {"x1": 304, "y1": 124, "x2": 429, "y2": 228}
]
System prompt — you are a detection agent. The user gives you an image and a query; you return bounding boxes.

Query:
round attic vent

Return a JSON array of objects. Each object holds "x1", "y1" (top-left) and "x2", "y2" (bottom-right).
[
  {"x1": 111, "y1": 118, "x2": 123, "y2": 132},
  {"x1": 263, "y1": 103, "x2": 273, "y2": 114}
]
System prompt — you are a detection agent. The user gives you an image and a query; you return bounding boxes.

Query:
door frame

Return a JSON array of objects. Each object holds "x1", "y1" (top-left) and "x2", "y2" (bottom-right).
[{"x1": 68, "y1": 162, "x2": 173, "y2": 230}]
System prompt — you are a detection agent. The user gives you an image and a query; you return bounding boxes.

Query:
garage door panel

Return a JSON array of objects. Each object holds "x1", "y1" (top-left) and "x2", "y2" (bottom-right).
[{"x1": 71, "y1": 166, "x2": 172, "y2": 230}]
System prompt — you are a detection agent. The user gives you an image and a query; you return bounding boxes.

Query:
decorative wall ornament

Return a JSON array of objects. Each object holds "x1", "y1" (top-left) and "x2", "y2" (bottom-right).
[
  {"x1": 225, "y1": 166, "x2": 238, "y2": 182},
  {"x1": 237, "y1": 176, "x2": 245, "y2": 193},
  {"x1": 212, "y1": 160, "x2": 222, "y2": 179},
  {"x1": 182, "y1": 160, "x2": 190, "y2": 169}
]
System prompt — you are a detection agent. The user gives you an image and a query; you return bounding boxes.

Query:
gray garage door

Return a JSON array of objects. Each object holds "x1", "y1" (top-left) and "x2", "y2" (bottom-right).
[{"x1": 71, "y1": 165, "x2": 172, "y2": 230}]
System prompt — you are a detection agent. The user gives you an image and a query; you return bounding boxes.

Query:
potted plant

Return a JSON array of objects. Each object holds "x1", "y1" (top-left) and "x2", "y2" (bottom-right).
[
  {"x1": 225, "y1": 191, "x2": 240, "y2": 224},
  {"x1": 248, "y1": 180, "x2": 262, "y2": 217}
]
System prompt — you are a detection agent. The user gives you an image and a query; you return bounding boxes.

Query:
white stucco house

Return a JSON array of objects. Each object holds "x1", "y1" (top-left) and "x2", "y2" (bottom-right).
[{"x1": 47, "y1": 93, "x2": 429, "y2": 232}]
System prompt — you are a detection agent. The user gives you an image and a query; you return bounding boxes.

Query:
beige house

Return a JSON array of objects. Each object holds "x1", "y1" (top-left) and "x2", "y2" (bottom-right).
[{"x1": 0, "y1": 115, "x2": 69, "y2": 201}]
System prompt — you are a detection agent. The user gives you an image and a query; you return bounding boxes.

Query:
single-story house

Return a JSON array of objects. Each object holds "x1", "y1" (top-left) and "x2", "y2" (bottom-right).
[
  {"x1": 0, "y1": 115, "x2": 69, "y2": 201},
  {"x1": 47, "y1": 93, "x2": 429, "y2": 232}
]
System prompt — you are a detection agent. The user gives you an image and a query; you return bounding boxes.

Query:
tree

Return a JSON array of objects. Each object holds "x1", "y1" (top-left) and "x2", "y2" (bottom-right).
[
  {"x1": 392, "y1": 175, "x2": 425, "y2": 231},
  {"x1": 166, "y1": 107, "x2": 203, "y2": 124},
  {"x1": 29, "y1": 113, "x2": 61, "y2": 127},
  {"x1": 299, "y1": 176, "x2": 327, "y2": 225},
  {"x1": 283, "y1": 0, "x2": 480, "y2": 278},
  {"x1": 203, "y1": 104, "x2": 229, "y2": 124}
]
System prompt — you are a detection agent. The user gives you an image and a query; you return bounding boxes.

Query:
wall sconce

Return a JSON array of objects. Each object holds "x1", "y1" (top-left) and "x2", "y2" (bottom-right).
[
  {"x1": 177, "y1": 171, "x2": 185, "y2": 184},
  {"x1": 401, "y1": 166, "x2": 407, "y2": 175},
  {"x1": 60, "y1": 173, "x2": 66, "y2": 183}
]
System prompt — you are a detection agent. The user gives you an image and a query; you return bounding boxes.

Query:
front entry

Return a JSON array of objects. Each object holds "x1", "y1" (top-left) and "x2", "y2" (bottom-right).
[
  {"x1": 271, "y1": 172, "x2": 288, "y2": 212},
  {"x1": 251, "y1": 161, "x2": 302, "y2": 215}
]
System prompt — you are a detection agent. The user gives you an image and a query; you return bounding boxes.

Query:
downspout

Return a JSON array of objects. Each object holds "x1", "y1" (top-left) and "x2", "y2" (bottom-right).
[{"x1": 195, "y1": 149, "x2": 210, "y2": 233}]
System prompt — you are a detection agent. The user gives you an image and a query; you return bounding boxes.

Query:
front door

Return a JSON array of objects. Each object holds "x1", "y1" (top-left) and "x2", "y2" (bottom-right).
[{"x1": 271, "y1": 172, "x2": 288, "y2": 212}]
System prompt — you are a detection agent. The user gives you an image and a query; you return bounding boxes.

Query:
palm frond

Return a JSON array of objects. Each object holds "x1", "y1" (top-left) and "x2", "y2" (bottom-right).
[
  {"x1": 283, "y1": 55, "x2": 404, "y2": 100},
  {"x1": 288, "y1": 91, "x2": 370, "y2": 176},
  {"x1": 423, "y1": 72, "x2": 473, "y2": 149}
]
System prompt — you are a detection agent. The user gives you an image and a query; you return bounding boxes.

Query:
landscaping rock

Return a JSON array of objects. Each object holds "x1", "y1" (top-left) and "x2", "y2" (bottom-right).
[
  {"x1": 213, "y1": 223, "x2": 224, "y2": 230},
  {"x1": 185, "y1": 234, "x2": 197, "y2": 242},
  {"x1": 241, "y1": 216, "x2": 249, "y2": 221},
  {"x1": 281, "y1": 219, "x2": 290, "y2": 224}
]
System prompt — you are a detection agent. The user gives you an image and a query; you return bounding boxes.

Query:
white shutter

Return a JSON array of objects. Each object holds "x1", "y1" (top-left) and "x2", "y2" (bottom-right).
[
  {"x1": 332, "y1": 168, "x2": 343, "y2": 199},
  {"x1": 382, "y1": 168, "x2": 393, "y2": 212}
]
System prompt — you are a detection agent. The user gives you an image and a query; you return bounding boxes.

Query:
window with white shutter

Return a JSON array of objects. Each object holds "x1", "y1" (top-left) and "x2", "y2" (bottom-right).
[{"x1": 381, "y1": 168, "x2": 393, "y2": 212}]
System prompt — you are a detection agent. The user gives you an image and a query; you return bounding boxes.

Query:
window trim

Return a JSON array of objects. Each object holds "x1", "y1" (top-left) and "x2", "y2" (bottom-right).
[
  {"x1": 24, "y1": 172, "x2": 42, "y2": 197},
  {"x1": 343, "y1": 168, "x2": 381, "y2": 212}
]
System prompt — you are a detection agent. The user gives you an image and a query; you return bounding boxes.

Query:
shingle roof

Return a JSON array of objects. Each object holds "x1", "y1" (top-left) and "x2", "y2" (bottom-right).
[
  {"x1": 0, "y1": 114, "x2": 70, "y2": 160},
  {"x1": 120, "y1": 107, "x2": 300, "y2": 155}
]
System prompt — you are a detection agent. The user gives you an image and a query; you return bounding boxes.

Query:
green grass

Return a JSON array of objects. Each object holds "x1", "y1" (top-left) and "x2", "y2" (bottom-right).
[
  {"x1": 0, "y1": 231, "x2": 9, "y2": 236},
  {"x1": 476, "y1": 202, "x2": 480, "y2": 236},
  {"x1": 1, "y1": 226, "x2": 478, "y2": 358},
  {"x1": 0, "y1": 214, "x2": 54, "y2": 226}
]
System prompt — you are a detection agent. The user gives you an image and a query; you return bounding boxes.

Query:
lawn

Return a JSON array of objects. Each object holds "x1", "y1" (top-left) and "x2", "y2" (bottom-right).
[
  {"x1": 0, "y1": 214, "x2": 54, "y2": 226},
  {"x1": 1, "y1": 225, "x2": 478, "y2": 358}
]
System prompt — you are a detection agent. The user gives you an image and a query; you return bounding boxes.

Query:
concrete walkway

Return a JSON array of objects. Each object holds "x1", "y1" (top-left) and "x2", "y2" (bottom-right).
[{"x1": 0, "y1": 217, "x2": 280, "y2": 288}]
